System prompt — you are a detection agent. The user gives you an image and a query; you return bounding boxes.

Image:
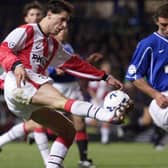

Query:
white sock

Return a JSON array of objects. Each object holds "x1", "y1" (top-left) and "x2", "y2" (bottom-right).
[
  {"x1": 47, "y1": 141, "x2": 68, "y2": 168},
  {"x1": 100, "y1": 126, "x2": 110, "y2": 144},
  {"x1": 0, "y1": 123, "x2": 25, "y2": 147},
  {"x1": 70, "y1": 100, "x2": 114, "y2": 122},
  {"x1": 34, "y1": 131, "x2": 49, "y2": 166}
]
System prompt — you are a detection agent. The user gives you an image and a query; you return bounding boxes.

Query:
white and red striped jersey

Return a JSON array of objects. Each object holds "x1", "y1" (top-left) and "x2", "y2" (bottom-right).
[{"x1": 0, "y1": 23, "x2": 106, "y2": 81}]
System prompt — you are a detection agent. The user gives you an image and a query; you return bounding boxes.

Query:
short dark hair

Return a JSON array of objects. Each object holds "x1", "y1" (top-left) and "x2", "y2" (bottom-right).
[
  {"x1": 23, "y1": 1, "x2": 44, "y2": 17},
  {"x1": 46, "y1": 0, "x2": 74, "y2": 15},
  {"x1": 153, "y1": 3, "x2": 168, "y2": 21}
]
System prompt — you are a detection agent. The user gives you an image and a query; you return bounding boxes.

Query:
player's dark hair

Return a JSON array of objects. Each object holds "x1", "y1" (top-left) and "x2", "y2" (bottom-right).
[
  {"x1": 153, "y1": 3, "x2": 168, "y2": 21},
  {"x1": 22, "y1": 1, "x2": 44, "y2": 17},
  {"x1": 45, "y1": 0, "x2": 74, "y2": 15}
]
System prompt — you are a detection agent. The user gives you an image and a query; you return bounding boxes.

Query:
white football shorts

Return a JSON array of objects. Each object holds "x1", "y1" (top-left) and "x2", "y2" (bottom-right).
[
  {"x1": 52, "y1": 81, "x2": 83, "y2": 100},
  {"x1": 4, "y1": 69, "x2": 53, "y2": 120},
  {"x1": 149, "y1": 91, "x2": 168, "y2": 131}
]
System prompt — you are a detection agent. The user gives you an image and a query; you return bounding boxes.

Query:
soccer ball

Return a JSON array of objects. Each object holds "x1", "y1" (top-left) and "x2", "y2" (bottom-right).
[{"x1": 103, "y1": 90, "x2": 130, "y2": 117}]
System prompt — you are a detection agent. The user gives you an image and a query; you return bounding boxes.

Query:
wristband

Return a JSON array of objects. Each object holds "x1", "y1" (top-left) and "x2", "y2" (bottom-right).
[
  {"x1": 11, "y1": 61, "x2": 23, "y2": 71},
  {"x1": 102, "y1": 74, "x2": 109, "y2": 81}
]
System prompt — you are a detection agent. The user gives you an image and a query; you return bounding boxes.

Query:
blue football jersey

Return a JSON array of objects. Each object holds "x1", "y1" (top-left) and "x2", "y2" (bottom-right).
[{"x1": 125, "y1": 32, "x2": 168, "y2": 91}]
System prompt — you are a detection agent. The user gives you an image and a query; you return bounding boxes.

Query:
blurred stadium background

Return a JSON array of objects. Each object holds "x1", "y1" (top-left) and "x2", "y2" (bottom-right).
[{"x1": 0, "y1": 0, "x2": 168, "y2": 167}]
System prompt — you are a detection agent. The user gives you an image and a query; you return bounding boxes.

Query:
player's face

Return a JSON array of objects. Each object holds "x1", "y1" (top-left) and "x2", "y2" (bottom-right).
[
  {"x1": 24, "y1": 8, "x2": 43, "y2": 23},
  {"x1": 156, "y1": 17, "x2": 168, "y2": 37},
  {"x1": 55, "y1": 28, "x2": 68, "y2": 43},
  {"x1": 47, "y1": 11, "x2": 69, "y2": 36}
]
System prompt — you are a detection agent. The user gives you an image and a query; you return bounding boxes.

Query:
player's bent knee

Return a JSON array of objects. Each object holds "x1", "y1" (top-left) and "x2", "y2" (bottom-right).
[
  {"x1": 31, "y1": 108, "x2": 76, "y2": 141},
  {"x1": 24, "y1": 120, "x2": 38, "y2": 132},
  {"x1": 50, "y1": 97, "x2": 68, "y2": 110}
]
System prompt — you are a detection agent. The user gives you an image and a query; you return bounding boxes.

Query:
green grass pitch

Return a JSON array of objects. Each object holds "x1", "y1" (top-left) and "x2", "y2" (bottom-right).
[{"x1": 0, "y1": 142, "x2": 168, "y2": 168}]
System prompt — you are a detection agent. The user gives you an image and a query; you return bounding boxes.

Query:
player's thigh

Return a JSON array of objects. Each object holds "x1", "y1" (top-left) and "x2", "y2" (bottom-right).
[
  {"x1": 31, "y1": 108, "x2": 76, "y2": 140},
  {"x1": 72, "y1": 115, "x2": 86, "y2": 131},
  {"x1": 32, "y1": 83, "x2": 68, "y2": 109}
]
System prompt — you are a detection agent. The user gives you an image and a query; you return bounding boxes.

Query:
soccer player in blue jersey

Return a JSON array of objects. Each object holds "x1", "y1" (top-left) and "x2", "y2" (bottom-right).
[{"x1": 126, "y1": 3, "x2": 168, "y2": 133}]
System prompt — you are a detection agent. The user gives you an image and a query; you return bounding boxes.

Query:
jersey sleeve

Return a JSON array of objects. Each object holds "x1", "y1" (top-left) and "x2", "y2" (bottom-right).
[
  {"x1": 60, "y1": 55, "x2": 106, "y2": 81},
  {"x1": 0, "y1": 27, "x2": 27, "y2": 71},
  {"x1": 125, "y1": 40, "x2": 152, "y2": 81}
]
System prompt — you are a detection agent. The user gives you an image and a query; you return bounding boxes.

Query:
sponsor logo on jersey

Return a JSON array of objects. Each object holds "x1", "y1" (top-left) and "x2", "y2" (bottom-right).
[{"x1": 32, "y1": 53, "x2": 48, "y2": 67}]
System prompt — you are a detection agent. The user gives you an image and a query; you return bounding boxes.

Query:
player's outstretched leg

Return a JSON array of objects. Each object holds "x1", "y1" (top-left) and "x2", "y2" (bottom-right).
[
  {"x1": 32, "y1": 83, "x2": 133, "y2": 124},
  {"x1": 64, "y1": 99, "x2": 132, "y2": 124}
]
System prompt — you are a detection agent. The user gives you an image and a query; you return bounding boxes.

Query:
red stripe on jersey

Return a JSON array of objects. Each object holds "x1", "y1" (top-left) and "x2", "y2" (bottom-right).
[
  {"x1": 37, "y1": 38, "x2": 48, "y2": 73},
  {"x1": 43, "y1": 38, "x2": 48, "y2": 58},
  {"x1": 43, "y1": 37, "x2": 59, "y2": 72},
  {"x1": 19, "y1": 25, "x2": 34, "y2": 69}
]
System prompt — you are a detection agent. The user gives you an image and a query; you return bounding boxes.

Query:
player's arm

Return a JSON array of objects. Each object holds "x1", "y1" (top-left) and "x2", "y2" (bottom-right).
[
  {"x1": 0, "y1": 26, "x2": 28, "y2": 87},
  {"x1": 60, "y1": 55, "x2": 123, "y2": 89},
  {"x1": 132, "y1": 78, "x2": 158, "y2": 98},
  {"x1": 0, "y1": 27, "x2": 27, "y2": 71},
  {"x1": 86, "y1": 52, "x2": 103, "y2": 64},
  {"x1": 133, "y1": 78, "x2": 168, "y2": 108}
]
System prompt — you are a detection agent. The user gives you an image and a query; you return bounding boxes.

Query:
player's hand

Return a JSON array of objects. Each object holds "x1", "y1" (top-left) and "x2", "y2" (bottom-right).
[
  {"x1": 86, "y1": 53, "x2": 103, "y2": 63},
  {"x1": 56, "y1": 68, "x2": 65, "y2": 75},
  {"x1": 14, "y1": 65, "x2": 27, "y2": 88},
  {"x1": 155, "y1": 92, "x2": 168, "y2": 108},
  {"x1": 106, "y1": 75, "x2": 123, "y2": 90}
]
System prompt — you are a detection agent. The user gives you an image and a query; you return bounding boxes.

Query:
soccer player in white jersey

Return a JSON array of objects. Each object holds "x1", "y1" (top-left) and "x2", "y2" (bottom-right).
[
  {"x1": 0, "y1": 0, "x2": 131, "y2": 167},
  {"x1": 126, "y1": 3, "x2": 168, "y2": 134},
  {"x1": 0, "y1": 2, "x2": 101, "y2": 167}
]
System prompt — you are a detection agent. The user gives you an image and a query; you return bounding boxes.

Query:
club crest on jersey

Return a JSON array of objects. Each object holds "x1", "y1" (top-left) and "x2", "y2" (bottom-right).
[
  {"x1": 8, "y1": 42, "x2": 16, "y2": 49},
  {"x1": 128, "y1": 64, "x2": 136, "y2": 75}
]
